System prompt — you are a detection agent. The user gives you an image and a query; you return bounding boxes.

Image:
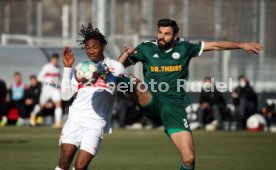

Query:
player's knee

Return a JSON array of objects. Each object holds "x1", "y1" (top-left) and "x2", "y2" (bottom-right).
[
  {"x1": 136, "y1": 90, "x2": 152, "y2": 106},
  {"x1": 74, "y1": 162, "x2": 87, "y2": 170},
  {"x1": 182, "y1": 153, "x2": 195, "y2": 167}
]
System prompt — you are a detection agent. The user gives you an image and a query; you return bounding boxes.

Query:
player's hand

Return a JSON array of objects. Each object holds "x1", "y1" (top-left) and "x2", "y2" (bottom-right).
[
  {"x1": 124, "y1": 46, "x2": 137, "y2": 56},
  {"x1": 63, "y1": 46, "x2": 75, "y2": 68},
  {"x1": 242, "y1": 43, "x2": 263, "y2": 54}
]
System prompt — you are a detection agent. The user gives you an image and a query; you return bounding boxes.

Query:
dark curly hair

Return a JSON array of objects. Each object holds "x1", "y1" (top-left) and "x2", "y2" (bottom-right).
[
  {"x1": 78, "y1": 23, "x2": 107, "y2": 49},
  {"x1": 157, "y1": 18, "x2": 179, "y2": 35}
]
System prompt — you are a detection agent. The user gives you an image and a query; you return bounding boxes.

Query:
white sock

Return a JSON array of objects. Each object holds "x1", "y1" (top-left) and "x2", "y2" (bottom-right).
[
  {"x1": 55, "y1": 166, "x2": 63, "y2": 170},
  {"x1": 55, "y1": 107, "x2": 62, "y2": 124},
  {"x1": 32, "y1": 104, "x2": 41, "y2": 115}
]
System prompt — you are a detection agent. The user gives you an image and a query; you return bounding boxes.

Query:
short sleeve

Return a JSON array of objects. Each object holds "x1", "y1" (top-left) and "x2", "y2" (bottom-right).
[
  {"x1": 187, "y1": 41, "x2": 205, "y2": 58},
  {"x1": 128, "y1": 44, "x2": 146, "y2": 64},
  {"x1": 112, "y1": 61, "x2": 125, "y2": 77}
]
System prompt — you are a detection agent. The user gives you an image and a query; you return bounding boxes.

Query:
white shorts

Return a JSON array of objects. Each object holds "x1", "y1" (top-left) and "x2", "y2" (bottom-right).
[
  {"x1": 40, "y1": 86, "x2": 61, "y2": 105},
  {"x1": 59, "y1": 120, "x2": 103, "y2": 156}
]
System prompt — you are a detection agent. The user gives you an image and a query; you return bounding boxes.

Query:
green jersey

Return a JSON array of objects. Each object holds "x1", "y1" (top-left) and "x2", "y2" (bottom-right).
[{"x1": 129, "y1": 38, "x2": 204, "y2": 102}]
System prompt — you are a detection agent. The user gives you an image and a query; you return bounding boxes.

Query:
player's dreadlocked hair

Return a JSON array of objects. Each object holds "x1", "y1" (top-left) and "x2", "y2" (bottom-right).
[{"x1": 78, "y1": 23, "x2": 107, "y2": 49}]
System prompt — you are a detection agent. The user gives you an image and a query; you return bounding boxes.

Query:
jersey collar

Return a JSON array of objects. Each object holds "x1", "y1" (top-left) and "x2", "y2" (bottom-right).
[{"x1": 151, "y1": 40, "x2": 176, "y2": 53}]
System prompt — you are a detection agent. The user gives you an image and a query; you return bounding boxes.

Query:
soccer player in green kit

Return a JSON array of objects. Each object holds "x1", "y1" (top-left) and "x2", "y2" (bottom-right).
[{"x1": 118, "y1": 18, "x2": 262, "y2": 170}]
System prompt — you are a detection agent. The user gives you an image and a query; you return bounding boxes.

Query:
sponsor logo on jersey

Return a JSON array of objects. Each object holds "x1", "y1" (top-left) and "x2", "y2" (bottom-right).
[
  {"x1": 172, "y1": 52, "x2": 180, "y2": 60},
  {"x1": 150, "y1": 65, "x2": 182, "y2": 73},
  {"x1": 153, "y1": 53, "x2": 159, "y2": 58},
  {"x1": 189, "y1": 40, "x2": 200, "y2": 45}
]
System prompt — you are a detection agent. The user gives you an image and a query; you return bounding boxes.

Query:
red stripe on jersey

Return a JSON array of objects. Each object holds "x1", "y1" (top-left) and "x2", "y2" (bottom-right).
[
  {"x1": 44, "y1": 73, "x2": 60, "y2": 77},
  {"x1": 93, "y1": 77, "x2": 108, "y2": 88},
  {"x1": 78, "y1": 84, "x2": 84, "y2": 89},
  {"x1": 77, "y1": 77, "x2": 108, "y2": 90}
]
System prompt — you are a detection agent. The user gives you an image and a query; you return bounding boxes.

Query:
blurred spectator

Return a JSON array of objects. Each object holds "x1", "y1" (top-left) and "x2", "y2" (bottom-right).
[
  {"x1": 36, "y1": 100, "x2": 56, "y2": 126},
  {"x1": 232, "y1": 75, "x2": 258, "y2": 129},
  {"x1": 7, "y1": 71, "x2": 28, "y2": 126},
  {"x1": 261, "y1": 102, "x2": 276, "y2": 130},
  {"x1": 0, "y1": 79, "x2": 7, "y2": 126},
  {"x1": 25, "y1": 75, "x2": 42, "y2": 125},
  {"x1": 197, "y1": 77, "x2": 226, "y2": 130}
]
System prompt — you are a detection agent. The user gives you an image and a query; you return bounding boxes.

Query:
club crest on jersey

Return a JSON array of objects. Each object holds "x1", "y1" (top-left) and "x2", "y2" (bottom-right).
[{"x1": 172, "y1": 52, "x2": 180, "y2": 60}]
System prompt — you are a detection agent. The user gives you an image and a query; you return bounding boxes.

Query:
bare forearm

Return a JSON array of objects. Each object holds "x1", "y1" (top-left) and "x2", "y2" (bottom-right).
[
  {"x1": 118, "y1": 52, "x2": 131, "y2": 67},
  {"x1": 204, "y1": 41, "x2": 244, "y2": 51},
  {"x1": 204, "y1": 41, "x2": 262, "y2": 54}
]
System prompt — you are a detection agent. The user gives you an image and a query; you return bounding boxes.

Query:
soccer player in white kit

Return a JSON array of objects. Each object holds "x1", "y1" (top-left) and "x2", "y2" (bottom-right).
[
  {"x1": 55, "y1": 24, "x2": 125, "y2": 170},
  {"x1": 30, "y1": 53, "x2": 63, "y2": 128}
]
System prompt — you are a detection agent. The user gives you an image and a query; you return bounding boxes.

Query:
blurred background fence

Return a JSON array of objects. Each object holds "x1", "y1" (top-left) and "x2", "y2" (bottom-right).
[{"x1": 0, "y1": 0, "x2": 275, "y2": 92}]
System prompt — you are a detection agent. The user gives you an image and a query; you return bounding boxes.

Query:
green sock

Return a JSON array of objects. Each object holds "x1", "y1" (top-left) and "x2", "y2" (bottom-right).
[{"x1": 180, "y1": 164, "x2": 194, "y2": 170}]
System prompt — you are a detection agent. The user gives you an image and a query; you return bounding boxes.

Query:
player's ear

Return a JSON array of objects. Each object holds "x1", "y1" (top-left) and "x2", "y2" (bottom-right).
[{"x1": 173, "y1": 34, "x2": 178, "y2": 40}]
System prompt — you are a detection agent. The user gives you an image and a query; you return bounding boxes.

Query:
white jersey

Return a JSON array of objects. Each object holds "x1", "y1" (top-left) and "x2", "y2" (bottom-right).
[
  {"x1": 61, "y1": 57, "x2": 125, "y2": 133},
  {"x1": 38, "y1": 63, "x2": 61, "y2": 87}
]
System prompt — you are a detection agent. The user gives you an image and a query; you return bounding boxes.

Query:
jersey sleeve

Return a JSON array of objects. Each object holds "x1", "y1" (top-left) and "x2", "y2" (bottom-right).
[
  {"x1": 105, "y1": 60, "x2": 126, "y2": 94},
  {"x1": 112, "y1": 61, "x2": 125, "y2": 77},
  {"x1": 128, "y1": 44, "x2": 146, "y2": 64},
  {"x1": 61, "y1": 67, "x2": 78, "y2": 101},
  {"x1": 37, "y1": 65, "x2": 46, "y2": 83},
  {"x1": 187, "y1": 41, "x2": 205, "y2": 58}
]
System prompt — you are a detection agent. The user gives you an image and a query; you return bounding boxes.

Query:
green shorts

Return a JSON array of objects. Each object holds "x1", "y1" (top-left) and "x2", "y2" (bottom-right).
[{"x1": 139, "y1": 93, "x2": 191, "y2": 137}]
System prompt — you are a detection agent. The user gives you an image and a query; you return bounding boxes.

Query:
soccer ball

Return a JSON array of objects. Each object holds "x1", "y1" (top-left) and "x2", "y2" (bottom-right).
[
  {"x1": 74, "y1": 61, "x2": 99, "y2": 85},
  {"x1": 246, "y1": 114, "x2": 267, "y2": 132}
]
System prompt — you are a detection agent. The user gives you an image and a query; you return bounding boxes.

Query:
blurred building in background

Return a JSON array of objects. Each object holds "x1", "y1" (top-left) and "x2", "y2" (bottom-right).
[{"x1": 0, "y1": 0, "x2": 275, "y2": 92}]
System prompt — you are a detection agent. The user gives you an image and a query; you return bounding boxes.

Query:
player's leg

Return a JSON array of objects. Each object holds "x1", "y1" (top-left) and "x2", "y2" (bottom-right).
[
  {"x1": 74, "y1": 129, "x2": 102, "y2": 170},
  {"x1": 30, "y1": 87, "x2": 48, "y2": 126},
  {"x1": 54, "y1": 100, "x2": 62, "y2": 128},
  {"x1": 56, "y1": 143, "x2": 78, "y2": 170},
  {"x1": 30, "y1": 104, "x2": 41, "y2": 126},
  {"x1": 74, "y1": 150, "x2": 93, "y2": 170},
  {"x1": 57, "y1": 120, "x2": 82, "y2": 170},
  {"x1": 52, "y1": 89, "x2": 63, "y2": 128},
  {"x1": 161, "y1": 100, "x2": 195, "y2": 170},
  {"x1": 170, "y1": 131, "x2": 195, "y2": 170},
  {"x1": 15, "y1": 100, "x2": 25, "y2": 126},
  {"x1": 124, "y1": 75, "x2": 152, "y2": 106}
]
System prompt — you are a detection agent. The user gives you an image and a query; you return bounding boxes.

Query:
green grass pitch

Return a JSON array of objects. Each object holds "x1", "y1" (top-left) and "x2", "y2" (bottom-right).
[{"x1": 0, "y1": 127, "x2": 275, "y2": 170}]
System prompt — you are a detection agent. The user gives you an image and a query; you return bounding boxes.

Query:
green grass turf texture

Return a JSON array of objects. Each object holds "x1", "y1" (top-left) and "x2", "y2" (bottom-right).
[{"x1": 0, "y1": 127, "x2": 275, "y2": 170}]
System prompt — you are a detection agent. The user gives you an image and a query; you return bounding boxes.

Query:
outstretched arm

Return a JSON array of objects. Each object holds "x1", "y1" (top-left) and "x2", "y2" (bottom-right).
[
  {"x1": 204, "y1": 41, "x2": 263, "y2": 54},
  {"x1": 61, "y1": 46, "x2": 77, "y2": 101}
]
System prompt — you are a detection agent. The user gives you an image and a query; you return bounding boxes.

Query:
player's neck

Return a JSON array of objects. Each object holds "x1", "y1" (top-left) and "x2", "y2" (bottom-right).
[
  {"x1": 95, "y1": 55, "x2": 105, "y2": 63},
  {"x1": 161, "y1": 45, "x2": 174, "y2": 53}
]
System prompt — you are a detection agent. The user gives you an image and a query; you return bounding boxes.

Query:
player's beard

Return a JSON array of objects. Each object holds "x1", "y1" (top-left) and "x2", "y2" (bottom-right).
[{"x1": 157, "y1": 38, "x2": 174, "y2": 50}]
